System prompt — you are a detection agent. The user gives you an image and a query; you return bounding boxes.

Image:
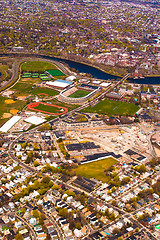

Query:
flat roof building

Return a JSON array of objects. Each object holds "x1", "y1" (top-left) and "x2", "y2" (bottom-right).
[
  {"x1": 46, "y1": 79, "x2": 73, "y2": 89},
  {"x1": 0, "y1": 116, "x2": 21, "y2": 133}
]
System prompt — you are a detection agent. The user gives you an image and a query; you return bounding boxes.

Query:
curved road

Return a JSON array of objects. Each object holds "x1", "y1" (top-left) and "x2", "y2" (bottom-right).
[
  {"x1": 15, "y1": 213, "x2": 37, "y2": 240},
  {"x1": 0, "y1": 57, "x2": 72, "y2": 93}
]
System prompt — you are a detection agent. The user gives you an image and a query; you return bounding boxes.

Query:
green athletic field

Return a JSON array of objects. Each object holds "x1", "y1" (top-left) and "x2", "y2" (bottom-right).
[
  {"x1": 69, "y1": 90, "x2": 90, "y2": 98},
  {"x1": 34, "y1": 103, "x2": 62, "y2": 113},
  {"x1": 47, "y1": 69, "x2": 65, "y2": 77},
  {"x1": 82, "y1": 99, "x2": 139, "y2": 116},
  {"x1": 21, "y1": 61, "x2": 57, "y2": 72},
  {"x1": 31, "y1": 88, "x2": 58, "y2": 97},
  {"x1": 75, "y1": 157, "x2": 117, "y2": 183}
]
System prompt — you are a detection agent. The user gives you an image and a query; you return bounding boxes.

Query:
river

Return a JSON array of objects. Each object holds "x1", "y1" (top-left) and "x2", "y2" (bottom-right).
[
  {"x1": 43, "y1": 56, "x2": 119, "y2": 81},
  {"x1": 1, "y1": 53, "x2": 160, "y2": 84},
  {"x1": 44, "y1": 56, "x2": 160, "y2": 84},
  {"x1": 128, "y1": 76, "x2": 160, "y2": 85}
]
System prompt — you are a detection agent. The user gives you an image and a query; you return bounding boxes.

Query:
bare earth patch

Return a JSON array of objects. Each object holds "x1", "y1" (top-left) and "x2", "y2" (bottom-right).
[
  {"x1": 17, "y1": 96, "x2": 27, "y2": 100},
  {"x1": 10, "y1": 109, "x2": 18, "y2": 114},
  {"x1": 2, "y1": 113, "x2": 12, "y2": 118},
  {"x1": 5, "y1": 99, "x2": 15, "y2": 104}
]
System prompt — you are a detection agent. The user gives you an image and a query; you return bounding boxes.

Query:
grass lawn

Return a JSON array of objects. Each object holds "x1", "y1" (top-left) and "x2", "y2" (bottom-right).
[
  {"x1": 50, "y1": 98, "x2": 79, "y2": 111},
  {"x1": 10, "y1": 77, "x2": 42, "y2": 96},
  {"x1": 27, "y1": 102, "x2": 68, "y2": 115},
  {"x1": 31, "y1": 88, "x2": 58, "y2": 97},
  {"x1": 21, "y1": 61, "x2": 57, "y2": 72},
  {"x1": 11, "y1": 82, "x2": 35, "y2": 95},
  {"x1": 75, "y1": 157, "x2": 117, "y2": 183},
  {"x1": 0, "y1": 64, "x2": 9, "y2": 81},
  {"x1": 82, "y1": 99, "x2": 139, "y2": 116},
  {"x1": 34, "y1": 103, "x2": 62, "y2": 113},
  {"x1": 0, "y1": 96, "x2": 26, "y2": 125},
  {"x1": 47, "y1": 69, "x2": 65, "y2": 77},
  {"x1": 69, "y1": 90, "x2": 90, "y2": 98}
]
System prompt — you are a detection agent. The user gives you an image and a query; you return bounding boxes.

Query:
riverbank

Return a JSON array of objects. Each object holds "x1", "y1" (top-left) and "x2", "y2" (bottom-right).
[
  {"x1": 0, "y1": 52, "x2": 160, "y2": 84},
  {"x1": 0, "y1": 52, "x2": 121, "y2": 78},
  {"x1": 128, "y1": 76, "x2": 160, "y2": 85},
  {"x1": 145, "y1": 75, "x2": 160, "y2": 77},
  {"x1": 49, "y1": 55, "x2": 122, "y2": 77}
]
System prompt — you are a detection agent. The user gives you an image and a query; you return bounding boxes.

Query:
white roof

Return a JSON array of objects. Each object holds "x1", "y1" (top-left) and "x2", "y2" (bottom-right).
[
  {"x1": 93, "y1": 80, "x2": 100, "y2": 84},
  {"x1": 66, "y1": 75, "x2": 76, "y2": 81},
  {"x1": 46, "y1": 80, "x2": 72, "y2": 88},
  {"x1": 0, "y1": 116, "x2": 21, "y2": 132},
  {"x1": 100, "y1": 82, "x2": 111, "y2": 87},
  {"x1": 24, "y1": 116, "x2": 46, "y2": 125}
]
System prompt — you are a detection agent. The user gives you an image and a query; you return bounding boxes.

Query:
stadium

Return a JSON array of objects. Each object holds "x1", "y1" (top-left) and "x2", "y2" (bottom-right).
[{"x1": 58, "y1": 84, "x2": 101, "y2": 104}]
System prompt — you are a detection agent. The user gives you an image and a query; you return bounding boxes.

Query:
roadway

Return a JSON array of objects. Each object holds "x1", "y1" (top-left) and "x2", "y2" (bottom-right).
[
  {"x1": 7, "y1": 132, "x2": 159, "y2": 240},
  {"x1": 41, "y1": 209, "x2": 65, "y2": 240},
  {"x1": 14, "y1": 213, "x2": 37, "y2": 240}
]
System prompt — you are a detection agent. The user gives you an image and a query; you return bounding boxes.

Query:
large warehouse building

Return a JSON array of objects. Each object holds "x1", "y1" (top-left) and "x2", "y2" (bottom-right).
[
  {"x1": 46, "y1": 79, "x2": 73, "y2": 90},
  {"x1": 0, "y1": 116, "x2": 21, "y2": 133}
]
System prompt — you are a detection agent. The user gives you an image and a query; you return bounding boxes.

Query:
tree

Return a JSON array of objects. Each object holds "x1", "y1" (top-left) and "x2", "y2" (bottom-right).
[
  {"x1": 41, "y1": 176, "x2": 50, "y2": 185},
  {"x1": 15, "y1": 233, "x2": 23, "y2": 240},
  {"x1": 76, "y1": 222, "x2": 81, "y2": 230},
  {"x1": 113, "y1": 228, "x2": 120, "y2": 235},
  {"x1": 111, "y1": 187, "x2": 116, "y2": 193},
  {"x1": 33, "y1": 143, "x2": 39, "y2": 151},
  {"x1": 10, "y1": 175, "x2": 15, "y2": 181},
  {"x1": 69, "y1": 220, "x2": 75, "y2": 230},
  {"x1": 118, "y1": 237, "x2": 123, "y2": 240},
  {"x1": 33, "y1": 160, "x2": 40, "y2": 167},
  {"x1": 21, "y1": 207, "x2": 26, "y2": 214},
  {"x1": 64, "y1": 190, "x2": 75, "y2": 197},
  {"x1": 38, "y1": 123, "x2": 50, "y2": 131},
  {"x1": 39, "y1": 213, "x2": 46, "y2": 225},
  {"x1": 109, "y1": 213, "x2": 115, "y2": 221},
  {"x1": 121, "y1": 177, "x2": 130, "y2": 185},
  {"x1": 32, "y1": 210, "x2": 39, "y2": 219},
  {"x1": 135, "y1": 165, "x2": 146, "y2": 173},
  {"x1": 21, "y1": 142, "x2": 27, "y2": 149},
  {"x1": 138, "y1": 215, "x2": 144, "y2": 220},
  {"x1": 59, "y1": 208, "x2": 68, "y2": 218},
  {"x1": 52, "y1": 184, "x2": 59, "y2": 190},
  {"x1": 152, "y1": 179, "x2": 160, "y2": 195}
]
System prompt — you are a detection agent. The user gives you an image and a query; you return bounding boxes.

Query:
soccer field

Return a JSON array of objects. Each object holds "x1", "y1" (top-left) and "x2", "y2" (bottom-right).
[
  {"x1": 75, "y1": 157, "x2": 117, "y2": 183},
  {"x1": 21, "y1": 61, "x2": 57, "y2": 72},
  {"x1": 82, "y1": 99, "x2": 139, "y2": 116},
  {"x1": 69, "y1": 90, "x2": 90, "y2": 98},
  {"x1": 27, "y1": 102, "x2": 68, "y2": 115},
  {"x1": 47, "y1": 69, "x2": 65, "y2": 77}
]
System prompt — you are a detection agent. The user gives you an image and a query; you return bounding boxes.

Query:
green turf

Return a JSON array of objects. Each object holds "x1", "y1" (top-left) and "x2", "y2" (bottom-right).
[
  {"x1": 47, "y1": 69, "x2": 65, "y2": 77},
  {"x1": 31, "y1": 88, "x2": 58, "y2": 97},
  {"x1": 21, "y1": 61, "x2": 57, "y2": 72},
  {"x1": 82, "y1": 99, "x2": 139, "y2": 116},
  {"x1": 69, "y1": 90, "x2": 90, "y2": 98},
  {"x1": 75, "y1": 157, "x2": 117, "y2": 183},
  {"x1": 33, "y1": 103, "x2": 63, "y2": 113}
]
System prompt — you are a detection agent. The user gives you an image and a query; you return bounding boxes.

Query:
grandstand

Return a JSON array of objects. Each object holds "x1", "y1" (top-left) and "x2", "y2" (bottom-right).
[{"x1": 58, "y1": 85, "x2": 101, "y2": 104}]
